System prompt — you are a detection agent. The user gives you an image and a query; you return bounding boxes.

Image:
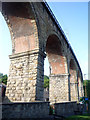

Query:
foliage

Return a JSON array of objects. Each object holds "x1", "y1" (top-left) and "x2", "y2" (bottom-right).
[
  {"x1": 0, "y1": 73, "x2": 3, "y2": 79},
  {"x1": 0, "y1": 73, "x2": 8, "y2": 85},
  {"x1": 0, "y1": 73, "x2": 3, "y2": 83},
  {"x1": 79, "y1": 97, "x2": 89, "y2": 104},
  {"x1": 83, "y1": 80, "x2": 90, "y2": 99},
  {"x1": 44, "y1": 75, "x2": 49, "y2": 88}
]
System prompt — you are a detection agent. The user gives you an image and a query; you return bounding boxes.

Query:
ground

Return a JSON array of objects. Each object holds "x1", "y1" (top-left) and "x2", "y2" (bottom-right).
[{"x1": 65, "y1": 113, "x2": 90, "y2": 120}]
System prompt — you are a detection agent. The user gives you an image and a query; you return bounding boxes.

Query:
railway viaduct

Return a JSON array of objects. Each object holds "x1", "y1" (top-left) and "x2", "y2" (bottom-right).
[{"x1": 1, "y1": 2, "x2": 84, "y2": 103}]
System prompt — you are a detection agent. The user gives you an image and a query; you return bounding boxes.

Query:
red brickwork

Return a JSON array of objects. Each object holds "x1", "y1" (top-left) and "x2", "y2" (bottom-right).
[
  {"x1": 3, "y1": 3, "x2": 38, "y2": 54},
  {"x1": 46, "y1": 35, "x2": 66, "y2": 74},
  {"x1": 70, "y1": 59, "x2": 78, "y2": 101}
]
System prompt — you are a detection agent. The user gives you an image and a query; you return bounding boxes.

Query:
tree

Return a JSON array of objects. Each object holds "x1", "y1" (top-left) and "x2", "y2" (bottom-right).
[
  {"x1": 44, "y1": 75, "x2": 49, "y2": 88},
  {"x1": 0, "y1": 73, "x2": 3, "y2": 83},
  {"x1": 0, "y1": 73, "x2": 3, "y2": 79},
  {"x1": 83, "y1": 80, "x2": 90, "y2": 99},
  {"x1": 0, "y1": 73, "x2": 8, "y2": 85}
]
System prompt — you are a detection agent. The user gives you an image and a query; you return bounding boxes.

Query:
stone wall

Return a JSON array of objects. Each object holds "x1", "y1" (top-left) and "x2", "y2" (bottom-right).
[
  {"x1": 1, "y1": 102, "x2": 50, "y2": 119},
  {"x1": 36, "y1": 51, "x2": 46, "y2": 101},
  {"x1": 54, "y1": 102, "x2": 85, "y2": 117},
  {"x1": 6, "y1": 50, "x2": 45, "y2": 102},
  {"x1": 49, "y1": 74, "x2": 69, "y2": 103}
]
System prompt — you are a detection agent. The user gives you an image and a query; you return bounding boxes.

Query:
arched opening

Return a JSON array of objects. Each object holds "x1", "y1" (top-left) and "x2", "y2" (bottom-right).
[
  {"x1": 45, "y1": 34, "x2": 68, "y2": 103},
  {"x1": 0, "y1": 12, "x2": 12, "y2": 75},
  {"x1": 2, "y1": 2, "x2": 37, "y2": 54},
  {"x1": 69, "y1": 59, "x2": 77, "y2": 101},
  {"x1": 44, "y1": 56, "x2": 50, "y2": 76},
  {"x1": 78, "y1": 71, "x2": 83, "y2": 98},
  {"x1": 0, "y1": 11, "x2": 12, "y2": 102},
  {"x1": 46, "y1": 34, "x2": 66, "y2": 75},
  {"x1": 77, "y1": 71, "x2": 81, "y2": 100},
  {"x1": 43, "y1": 56, "x2": 50, "y2": 101}
]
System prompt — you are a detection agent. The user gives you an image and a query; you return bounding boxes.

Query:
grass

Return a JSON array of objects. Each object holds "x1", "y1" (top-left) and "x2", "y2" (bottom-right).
[{"x1": 65, "y1": 113, "x2": 90, "y2": 120}]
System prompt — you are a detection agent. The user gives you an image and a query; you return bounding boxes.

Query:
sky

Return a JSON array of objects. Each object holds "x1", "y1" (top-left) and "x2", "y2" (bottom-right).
[
  {"x1": 0, "y1": 2, "x2": 88, "y2": 79},
  {"x1": 0, "y1": 12, "x2": 12, "y2": 75}
]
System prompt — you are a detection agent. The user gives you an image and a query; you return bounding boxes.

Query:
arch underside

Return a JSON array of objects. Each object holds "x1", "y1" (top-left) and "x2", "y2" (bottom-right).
[
  {"x1": 46, "y1": 35, "x2": 66, "y2": 75},
  {"x1": 2, "y1": 2, "x2": 38, "y2": 54},
  {"x1": 78, "y1": 71, "x2": 83, "y2": 97},
  {"x1": 69, "y1": 59, "x2": 78, "y2": 101}
]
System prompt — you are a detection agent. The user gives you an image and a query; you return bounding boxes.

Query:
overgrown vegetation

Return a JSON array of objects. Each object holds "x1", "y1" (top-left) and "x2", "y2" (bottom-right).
[
  {"x1": 0, "y1": 73, "x2": 8, "y2": 85},
  {"x1": 83, "y1": 80, "x2": 90, "y2": 99},
  {"x1": 44, "y1": 75, "x2": 49, "y2": 88}
]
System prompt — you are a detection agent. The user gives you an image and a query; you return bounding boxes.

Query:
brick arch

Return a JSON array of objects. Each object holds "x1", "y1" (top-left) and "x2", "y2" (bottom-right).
[
  {"x1": 2, "y1": 2, "x2": 39, "y2": 54},
  {"x1": 2, "y1": 2, "x2": 42, "y2": 102},
  {"x1": 77, "y1": 71, "x2": 83, "y2": 98},
  {"x1": 69, "y1": 59, "x2": 78, "y2": 101},
  {"x1": 46, "y1": 34, "x2": 67, "y2": 75},
  {"x1": 69, "y1": 59, "x2": 77, "y2": 81},
  {"x1": 77, "y1": 71, "x2": 81, "y2": 99}
]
